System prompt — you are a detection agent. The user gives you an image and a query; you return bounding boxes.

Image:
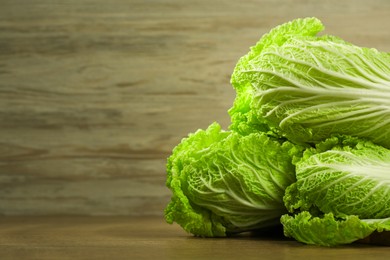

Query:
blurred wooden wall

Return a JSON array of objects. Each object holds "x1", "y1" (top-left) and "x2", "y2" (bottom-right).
[{"x1": 0, "y1": 0, "x2": 389, "y2": 216}]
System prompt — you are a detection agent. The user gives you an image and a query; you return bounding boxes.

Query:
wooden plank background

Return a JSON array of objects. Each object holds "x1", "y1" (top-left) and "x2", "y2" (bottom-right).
[{"x1": 0, "y1": 0, "x2": 389, "y2": 216}]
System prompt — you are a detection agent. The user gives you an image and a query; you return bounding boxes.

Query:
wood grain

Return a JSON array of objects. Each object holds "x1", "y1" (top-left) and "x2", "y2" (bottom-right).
[
  {"x1": 0, "y1": 0, "x2": 390, "y2": 215},
  {"x1": 0, "y1": 216, "x2": 389, "y2": 260}
]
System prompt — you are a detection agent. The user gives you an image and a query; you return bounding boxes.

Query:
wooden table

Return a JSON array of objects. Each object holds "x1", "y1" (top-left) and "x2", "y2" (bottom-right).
[{"x1": 0, "y1": 216, "x2": 389, "y2": 260}]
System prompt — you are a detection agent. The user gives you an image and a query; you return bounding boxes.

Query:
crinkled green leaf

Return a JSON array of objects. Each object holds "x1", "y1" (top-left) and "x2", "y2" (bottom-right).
[
  {"x1": 228, "y1": 83, "x2": 270, "y2": 135},
  {"x1": 281, "y1": 211, "x2": 390, "y2": 246}
]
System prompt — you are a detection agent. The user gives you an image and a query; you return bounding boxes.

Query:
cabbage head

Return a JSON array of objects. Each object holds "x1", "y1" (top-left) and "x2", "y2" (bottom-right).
[
  {"x1": 230, "y1": 17, "x2": 390, "y2": 148},
  {"x1": 165, "y1": 123, "x2": 304, "y2": 237},
  {"x1": 281, "y1": 136, "x2": 390, "y2": 246}
]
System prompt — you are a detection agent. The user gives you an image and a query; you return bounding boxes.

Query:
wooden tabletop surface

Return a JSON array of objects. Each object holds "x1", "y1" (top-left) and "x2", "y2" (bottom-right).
[{"x1": 0, "y1": 216, "x2": 389, "y2": 260}]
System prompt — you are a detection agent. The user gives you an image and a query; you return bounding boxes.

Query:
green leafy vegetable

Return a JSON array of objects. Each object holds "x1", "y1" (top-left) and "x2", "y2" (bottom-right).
[
  {"x1": 281, "y1": 136, "x2": 390, "y2": 245},
  {"x1": 285, "y1": 136, "x2": 390, "y2": 219},
  {"x1": 231, "y1": 17, "x2": 390, "y2": 148},
  {"x1": 165, "y1": 17, "x2": 390, "y2": 246},
  {"x1": 165, "y1": 122, "x2": 303, "y2": 237}
]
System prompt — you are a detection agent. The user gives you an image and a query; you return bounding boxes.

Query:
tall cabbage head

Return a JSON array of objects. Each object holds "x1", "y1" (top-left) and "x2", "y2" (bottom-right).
[{"x1": 230, "y1": 17, "x2": 390, "y2": 148}]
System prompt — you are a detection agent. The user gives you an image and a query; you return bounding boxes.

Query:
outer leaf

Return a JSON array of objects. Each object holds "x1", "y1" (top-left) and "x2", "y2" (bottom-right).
[
  {"x1": 165, "y1": 122, "x2": 304, "y2": 237},
  {"x1": 281, "y1": 211, "x2": 390, "y2": 246}
]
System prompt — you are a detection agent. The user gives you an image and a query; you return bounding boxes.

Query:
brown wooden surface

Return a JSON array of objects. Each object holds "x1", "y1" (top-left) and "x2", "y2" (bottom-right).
[
  {"x1": 0, "y1": 216, "x2": 389, "y2": 260},
  {"x1": 1, "y1": 0, "x2": 390, "y2": 216}
]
